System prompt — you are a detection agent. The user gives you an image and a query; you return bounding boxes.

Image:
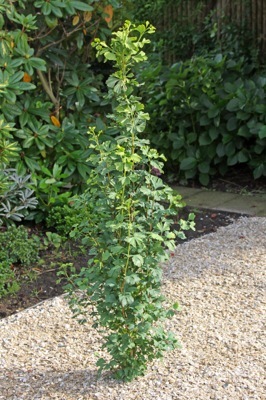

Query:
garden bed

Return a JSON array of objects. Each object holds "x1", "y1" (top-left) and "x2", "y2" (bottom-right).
[{"x1": 0, "y1": 207, "x2": 245, "y2": 319}]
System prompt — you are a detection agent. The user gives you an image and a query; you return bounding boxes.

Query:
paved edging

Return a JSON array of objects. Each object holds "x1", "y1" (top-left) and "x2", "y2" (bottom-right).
[{"x1": 172, "y1": 186, "x2": 266, "y2": 217}]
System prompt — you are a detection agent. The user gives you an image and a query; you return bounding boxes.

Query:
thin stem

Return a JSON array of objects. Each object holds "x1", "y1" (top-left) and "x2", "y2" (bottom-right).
[{"x1": 36, "y1": 70, "x2": 60, "y2": 114}]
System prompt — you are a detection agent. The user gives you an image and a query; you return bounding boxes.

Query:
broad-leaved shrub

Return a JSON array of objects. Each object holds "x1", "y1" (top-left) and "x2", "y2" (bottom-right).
[{"x1": 138, "y1": 54, "x2": 266, "y2": 184}]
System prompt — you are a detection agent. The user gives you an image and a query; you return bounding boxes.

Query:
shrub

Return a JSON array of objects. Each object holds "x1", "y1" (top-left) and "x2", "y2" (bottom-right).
[
  {"x1": 0, "y1": 225, "x2": 40, "y2": 297},
  {"x1": 0, "y1": 260, "x2": 19, "y2": 298},
  {"x1": 0, "y1": 118, "x2": 37, "y2": 226},
  {"x1": 138, "y1": 54, "x2": 266, "y2": 185},
  {"x1": 63, "y1": 21, "x2": 194, "y2": 381},
  {"x1": 46, "y1": 204, "x2": 84, "y2": 236},
  {"x1": 0, "y1": 168, "x2": 38, "y2": 226},
  {"x1": 0, "y1": 0, "x2": 128, "y2": 220}
]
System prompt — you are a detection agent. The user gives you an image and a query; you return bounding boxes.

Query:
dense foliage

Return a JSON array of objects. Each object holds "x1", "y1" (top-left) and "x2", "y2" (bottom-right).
[
  {"x1": 138, "y1": 54, "x2": 266, "y2": 185},
  {"x1": 0, "y1": 0, "x2": 126, "y2": 221},
  {"x1": 132, "y1": 0, "x2": 258, "y2": 64},
  {"x1": 134, "y1": 3, "x2": 266, "y2": 184},
  {"x1": 0, "y1": 225, "x2": 40, "y2": 297},
  {"x1": 63, "y1": 21, "x2": 194, "y2": 381}
]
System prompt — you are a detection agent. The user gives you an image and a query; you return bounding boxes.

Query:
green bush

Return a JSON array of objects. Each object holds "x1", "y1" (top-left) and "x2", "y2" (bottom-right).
[
  {"x1": 46, "y1": 204, "x2": 84, "y2": 236},
  {"x1": 0, "y1": 0, "x2": 128, "y2": 221},
  {"x1": 138, "y1": 54, "x2": 266, "y2": 185},
  {"x1": 0, "y1": 119, "x2": 37, "y2": 226},
  {"x1": 0, "y1": 168, "x2": 38, "y2": 226},
  {"x1": 63, "y1": 21, "x2": 194, "y2": 381},
  {"x1": 0, "y1": 225, "x2": 40, "y2": 297},
  {"x1": 0, "y1": 260, "x2": 19, "y2": 298}
]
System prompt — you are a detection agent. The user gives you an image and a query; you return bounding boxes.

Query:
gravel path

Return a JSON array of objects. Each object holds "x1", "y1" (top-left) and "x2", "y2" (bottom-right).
[{"x1": 0, "y1": 217, "x2": 265, "y2": 400}]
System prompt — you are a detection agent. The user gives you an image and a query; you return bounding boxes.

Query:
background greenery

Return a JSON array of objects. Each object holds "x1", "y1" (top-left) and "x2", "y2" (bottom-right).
[
  {"x1": 0, "y1": 0, "x2": 130, "y2": 222},
  {"x1": 133, "y1": 0, "x2": 266, "y2": 184},
  {"x1": 1, "y1": 0, "x2": 265, "y2": 224}
]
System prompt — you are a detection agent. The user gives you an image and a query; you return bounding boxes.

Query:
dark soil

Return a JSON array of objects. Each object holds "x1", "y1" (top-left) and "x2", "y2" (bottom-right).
[
  {"x1": 177, "y1": 165, "x2": 266, "y2": 194},
  {"x1": 0, "y1": 206, "x2": 247, "y2": 320}
]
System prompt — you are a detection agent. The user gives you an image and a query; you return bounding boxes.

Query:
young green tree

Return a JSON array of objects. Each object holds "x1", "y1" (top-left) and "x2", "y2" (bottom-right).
[{"x1": 65, "y1": 21, "x2": 194, "y2": 381}]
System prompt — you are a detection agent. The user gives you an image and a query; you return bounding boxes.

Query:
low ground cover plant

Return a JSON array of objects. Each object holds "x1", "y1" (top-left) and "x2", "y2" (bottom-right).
[
  {"x1": 62, "y1": 21, "x2": 194, "y2": 382},
  {"x1": 0, "y1": 225, "x2": 40, "y2": 297}
]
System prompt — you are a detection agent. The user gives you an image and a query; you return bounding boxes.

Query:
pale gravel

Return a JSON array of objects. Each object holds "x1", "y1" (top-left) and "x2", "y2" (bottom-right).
[{"x1": 0, "y1": 217, "x2": 265, "y2": 400}]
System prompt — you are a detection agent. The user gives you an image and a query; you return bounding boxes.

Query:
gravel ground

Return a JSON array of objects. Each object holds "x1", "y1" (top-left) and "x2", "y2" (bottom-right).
[{"x1": 0, "y1": 217, "x2": 265, "y2": 400}]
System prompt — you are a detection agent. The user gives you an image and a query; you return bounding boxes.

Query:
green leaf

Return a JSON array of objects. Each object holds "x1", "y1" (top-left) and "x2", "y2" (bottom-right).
[
  {"x1": 208, "y1": 107, "x2": 219, "y2": 118},
  {"x1": 43, "y1": 2, "x2": 52, "y2": 15},
  {"x1": 198, "y1": 162, "x2": 210, "y2": 174},
  {"x1": 199, "y1": 115, "x2": 210, "y2": 126},
  {"x1": 4, "y1": 90, "x2": 16, "y2": 103},
  {"x1": 125, "y1": 273, "x2": 141, "y2": 284},
  {"x1": 236, "y1": 111, "x2": 250, "y2": 121},
  {"x1": 224, "y1": 82, "x2": 235, "y2": 94},
  {"x1": 172, "y1": 302, "x2": 181, "y2": 311},
  {"x1": 132, "y1": 254, "x2": 144, "y2": 267},
  {"x1": 238, "y1": 126, "x2": 250, "y2": 138},
  {"x1": 225, "y1": 141, "x2": 235, "y2": 157},
  {"x1": 216, "y1": 143, "x2": 225, "y2": 157},
  {"x1": 104, "y1": 52, "x2": 117, "y2": 61},
  {"x1": 253, "y1": 164, "x2": 265, "y2": 179},
  {"x1": 71, "y1": 1, "x2": 94, "y2": 11},
  {"x1": 45, "y1": 178, "x2": 56, "y2": 184},
  {"x1": 227, "y1": 154, "x2": 238, "y2": 166},
  {"x1": 226, "y1": 98, "x2": 239, "y2": 112},
  {"x1": 208, "y1": 127, "x2": 219, "y2": 140},
  {"x1": 22, "y1": 137, "x2": 34, "y2": 148},
  {"x1": 187, "y1": 132, "x2": 197, "y2": 144},
  {"x1": 254, "y1": 104, "x2": 265, "y2": 114},
  {"x1": 51, "y1": 5, "x2": 63, "y2": 17},
  {"x1": 237, "y1": 150, "x2": 249, "y2": 163},
  {"x1": 19, "y1": 112, "x2": 29, "y2": 127},
  {"x1": 150, "y1": 232, "x2": 163, "y2": 241},
  {"x1": 9, "y1": 71, "x2": 24, "y2": 84},
  {"x1": 77, "y1": 163, "x2": 90, "y2": 180},
  {"x1": 12, "y1": 82, "x2": 36, "y2": 91},
  {"x1": 258, "y1": 125, "x2": 266, "y2": 139},
  {"x1": 28, "y1": 57, "x2": 46, "y2": 71},
  {"x1": 65, "y1": 2, "x2": 75, "y2": 14},
  {"x1": 45, "y1": 15, "x2": 58, "y2": 28},
  {"x1": 24, "y1": 156, "x2": 41, "y2": 171},
  {"x1": 199, "y1": 133, "x2": 212, "y2": 145},
  {"x1": 102, "y1": 251, "x2": 111, "y2": 261},
  {"x1": 180, "y1": 157, "x2": 197, "y2": 170},
  {"x1": 199, "y1": 173, "x2": 210, "y2": 186},
  {"x1": 110, "y1": 245, "x2": 123, "y2": 254},
  {"x1": 226, "y1": 117, "x2": 237, "y2": 132},
  {"x1": 96, "y1": 117, "x2": 106, "y2": 131}
]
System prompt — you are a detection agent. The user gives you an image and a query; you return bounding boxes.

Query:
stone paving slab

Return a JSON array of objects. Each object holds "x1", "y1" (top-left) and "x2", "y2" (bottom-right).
[{"x1": 172, "y1": 186, "x2": 266, "y2": 216}]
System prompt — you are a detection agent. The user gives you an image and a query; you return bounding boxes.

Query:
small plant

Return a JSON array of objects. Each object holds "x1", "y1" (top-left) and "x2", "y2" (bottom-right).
[
  {"x1": 0, "y1": 168, "x2": 38, "y2": 226},
  {"x1": 43, "y1": 231, "x2": 64, "y2": 250},
  {"x1": 0, "y1": 118, "x2": 37, "y2": 225},
  {"x1": 0, "y1": 260, "x2": 20, "y2": 297},
  {"x1": 46, "y1": 204, "x2": 83, "y2": 236},
  {"x1": 0, "y1": 225, "x2": 40, "y2": 297},
  {"x1": 65, "y1": 21, "x2": 194, "y2": 381}
]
